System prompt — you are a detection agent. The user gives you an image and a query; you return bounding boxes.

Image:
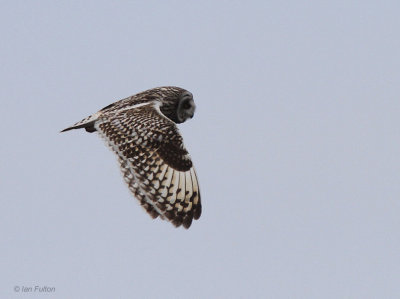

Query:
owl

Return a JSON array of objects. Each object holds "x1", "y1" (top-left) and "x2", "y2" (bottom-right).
[{"x1": 61, "y1": 86, "x2": 201, "y2": 229}]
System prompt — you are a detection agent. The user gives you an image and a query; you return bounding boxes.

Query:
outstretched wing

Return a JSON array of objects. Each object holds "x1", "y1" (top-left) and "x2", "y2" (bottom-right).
[{"x1": 94, "y1": 103, "x2": 201, "y2": 228}]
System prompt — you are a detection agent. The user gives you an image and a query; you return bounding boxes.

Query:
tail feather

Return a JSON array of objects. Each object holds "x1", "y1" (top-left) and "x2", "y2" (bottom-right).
[
  {"x1": 60, "y1": 113, "x2": 100, "y2": 133},
  {"x1": 60, "y1": 122, "x2": 96, "y2": 133}
]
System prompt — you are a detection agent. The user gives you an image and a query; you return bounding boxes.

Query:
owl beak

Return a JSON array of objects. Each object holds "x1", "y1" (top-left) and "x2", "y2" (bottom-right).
[
  {"x1": 189, "y1": 107, "x2": 195, "y2": 119},
  {"x1": 191, "y1": 103, "x2": 196, "y2": 118}
]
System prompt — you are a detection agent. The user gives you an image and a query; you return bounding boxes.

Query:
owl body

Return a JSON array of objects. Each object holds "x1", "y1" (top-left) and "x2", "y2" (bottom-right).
[{"x1": 62, "y1": 87, "x2": 201, "y2": 229}]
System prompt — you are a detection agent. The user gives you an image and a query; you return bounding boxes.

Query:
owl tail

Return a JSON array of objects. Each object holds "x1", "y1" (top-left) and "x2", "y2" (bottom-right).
[{"x1": 60, "y1": 113, "x2": 100, "y2": 133}]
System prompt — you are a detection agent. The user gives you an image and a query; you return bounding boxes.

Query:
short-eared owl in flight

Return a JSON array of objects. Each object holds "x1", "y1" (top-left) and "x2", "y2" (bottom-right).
[{"x1": 61, "y1": 87, "x2": 201, "y2": 229}]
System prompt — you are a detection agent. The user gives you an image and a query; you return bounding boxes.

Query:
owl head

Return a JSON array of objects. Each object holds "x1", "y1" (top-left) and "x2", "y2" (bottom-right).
[{"x1": 149, "y1": 87, "x2": 196, "y2": 124}]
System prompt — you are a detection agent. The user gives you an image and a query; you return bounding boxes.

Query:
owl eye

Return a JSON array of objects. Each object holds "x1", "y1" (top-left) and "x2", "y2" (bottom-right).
[{"x1": 182, "y1": 101, "x2": 192, "y2": 110}]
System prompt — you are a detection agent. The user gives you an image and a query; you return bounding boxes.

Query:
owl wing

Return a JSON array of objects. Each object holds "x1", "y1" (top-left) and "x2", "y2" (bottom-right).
[{"x1": 94, "y1": 103, "x2": 201, "y2": 229}]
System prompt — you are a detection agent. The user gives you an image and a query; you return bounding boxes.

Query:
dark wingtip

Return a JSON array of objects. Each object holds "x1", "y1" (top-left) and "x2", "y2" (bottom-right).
[
  {"x1": 182, "y1": 213, "x2": 194, "y2": 229},
  {"x1": 194, "y1": 204, "x2": 202, "y2": 220}
]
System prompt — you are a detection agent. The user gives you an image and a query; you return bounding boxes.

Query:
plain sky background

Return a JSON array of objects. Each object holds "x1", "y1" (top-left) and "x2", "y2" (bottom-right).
[{"x1": 1, "y1": 1, "x2": 399, "y2": 298}]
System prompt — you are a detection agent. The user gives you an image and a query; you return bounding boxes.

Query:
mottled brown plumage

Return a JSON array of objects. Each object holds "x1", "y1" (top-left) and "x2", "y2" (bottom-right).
[{"x1": 61, "y1": 86, "x2": 201, "y2": 229}]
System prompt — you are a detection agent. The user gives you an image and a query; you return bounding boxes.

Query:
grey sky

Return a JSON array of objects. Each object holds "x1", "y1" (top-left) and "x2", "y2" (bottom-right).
[{"x1": 1, "y1": 1, "x2": 400, "y2": 298}]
